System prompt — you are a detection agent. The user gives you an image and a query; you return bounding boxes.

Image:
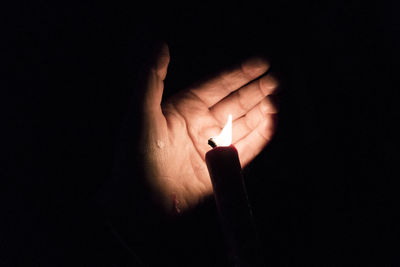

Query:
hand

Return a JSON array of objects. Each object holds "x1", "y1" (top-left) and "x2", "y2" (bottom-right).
[{"x1": 136, "y1": 43, "x2": 278, "y2": 214}]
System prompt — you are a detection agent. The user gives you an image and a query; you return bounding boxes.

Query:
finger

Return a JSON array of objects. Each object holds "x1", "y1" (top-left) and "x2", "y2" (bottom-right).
[
  {"x1": 234, "y1": 114, "x2": 277, "y2": 167},
  {"x1": 231, "y1": 97, "x2": 278, "y2": 143},
  {"x1": 154, "y1": 42, "x2": 170, "y2": 80},
  {"x1": 190, "y1": 57, "x2": 270, "y2": 107},
  {"x1": 143, "y1": 43, "x2": 170, "y2": 113},
  {"x1": 209, "y1": 74, "x2": 278, "y2": 125}
]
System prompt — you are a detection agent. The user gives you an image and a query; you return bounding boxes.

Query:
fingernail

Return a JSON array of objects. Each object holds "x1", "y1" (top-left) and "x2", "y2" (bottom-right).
[{"x1": 244, "y1": 57, "x2": 269, "y2": 70}]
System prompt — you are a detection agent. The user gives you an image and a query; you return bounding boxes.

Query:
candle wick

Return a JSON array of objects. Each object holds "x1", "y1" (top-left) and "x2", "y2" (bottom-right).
[{"x1": 208, "y1": 138, "x2": 217, "y2": 148}]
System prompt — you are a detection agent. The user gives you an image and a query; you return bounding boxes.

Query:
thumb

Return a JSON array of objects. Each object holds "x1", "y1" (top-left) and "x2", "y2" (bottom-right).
[{"x1": 143, "y1": 42, "x2": 170, "y2": 113}]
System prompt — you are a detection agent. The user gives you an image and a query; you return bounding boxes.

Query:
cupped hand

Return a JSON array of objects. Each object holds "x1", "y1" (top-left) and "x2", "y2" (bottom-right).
[{"x1": 137, "y1": 44, "x2": 278, "y2": 214}]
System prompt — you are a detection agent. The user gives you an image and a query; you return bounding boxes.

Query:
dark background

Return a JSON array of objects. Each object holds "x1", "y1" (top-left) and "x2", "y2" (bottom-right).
[{"x1": 2, "y1": 1, "x2": 400, "y2": 266}]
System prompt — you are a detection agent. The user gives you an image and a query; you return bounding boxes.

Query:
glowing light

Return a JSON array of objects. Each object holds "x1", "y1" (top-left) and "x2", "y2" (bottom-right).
[{"x1": 210, "y1": 114, "x2": 232, "y2": 147}]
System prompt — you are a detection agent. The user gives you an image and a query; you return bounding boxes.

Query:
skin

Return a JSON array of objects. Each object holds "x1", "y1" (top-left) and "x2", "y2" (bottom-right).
[{"x1": 136, "y1": 43, "x2": 278, "y2": 214}]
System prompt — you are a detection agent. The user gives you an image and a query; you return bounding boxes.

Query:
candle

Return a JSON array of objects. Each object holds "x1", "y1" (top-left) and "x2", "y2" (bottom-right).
[{"x1": 205, "y1": 115, "x2": 264, "y2": 267}]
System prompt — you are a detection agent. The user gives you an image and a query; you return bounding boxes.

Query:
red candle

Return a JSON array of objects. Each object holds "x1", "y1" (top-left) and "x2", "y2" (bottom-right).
[{"x1": 205, "y1": 115, "x2": 264, "y2": 267}]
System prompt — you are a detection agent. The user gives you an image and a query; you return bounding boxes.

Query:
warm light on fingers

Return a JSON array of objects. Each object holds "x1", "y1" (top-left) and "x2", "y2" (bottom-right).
[{"x1": 208, "y1": 114, "x2": 232, "y2": 147}]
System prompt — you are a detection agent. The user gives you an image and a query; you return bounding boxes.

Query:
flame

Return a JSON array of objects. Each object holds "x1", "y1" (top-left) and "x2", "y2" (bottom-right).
[{"x1": 211, "y1": 114, "x2": 232, "y2": 147}]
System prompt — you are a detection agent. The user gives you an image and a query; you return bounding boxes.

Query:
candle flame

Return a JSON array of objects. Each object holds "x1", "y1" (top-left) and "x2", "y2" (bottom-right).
[{"x1": 210, "y1": 114, "x2": 232, "y2": 147}]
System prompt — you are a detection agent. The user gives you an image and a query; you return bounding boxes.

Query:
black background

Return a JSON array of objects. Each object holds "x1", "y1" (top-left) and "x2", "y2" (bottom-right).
[{"x1": 2, "y1": 1, "x2": 400, "y2": 266}]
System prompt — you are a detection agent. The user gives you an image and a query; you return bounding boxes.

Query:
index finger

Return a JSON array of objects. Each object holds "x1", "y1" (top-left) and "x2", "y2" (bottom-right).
[{"x1": 189, "y1": 57, "x2": 270, "y2": 107}]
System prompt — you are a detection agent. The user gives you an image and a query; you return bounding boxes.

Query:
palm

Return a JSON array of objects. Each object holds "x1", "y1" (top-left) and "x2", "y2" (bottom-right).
[{"x1": 139, "y1": 44, "x2": 278, "y2": 213}]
